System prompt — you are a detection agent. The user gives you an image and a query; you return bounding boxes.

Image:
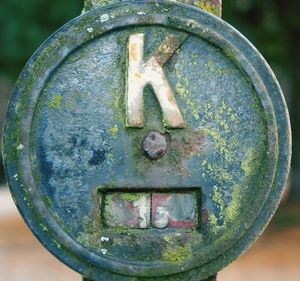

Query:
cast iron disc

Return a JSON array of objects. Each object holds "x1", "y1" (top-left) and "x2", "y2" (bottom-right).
[{"x1": 3, "y1": 1, "x2": 291, "y2": 280}]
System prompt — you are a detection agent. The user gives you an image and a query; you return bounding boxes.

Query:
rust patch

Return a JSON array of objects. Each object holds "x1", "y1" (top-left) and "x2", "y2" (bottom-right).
[
  {"x1": 173, "y1": 130, "x2": 206, "y2": 160},
  {"x1": 129, "y1": 42, "x2": 138, "y2": 61},
  {"x1": 153, "y1": 35, "x2": 188, "y2": 66}
]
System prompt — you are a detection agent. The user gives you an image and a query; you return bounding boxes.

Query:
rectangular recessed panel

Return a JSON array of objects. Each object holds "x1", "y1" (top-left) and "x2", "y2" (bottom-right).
[{"x1": 101, "y1": 190, "x2": 199, "y2": 229}]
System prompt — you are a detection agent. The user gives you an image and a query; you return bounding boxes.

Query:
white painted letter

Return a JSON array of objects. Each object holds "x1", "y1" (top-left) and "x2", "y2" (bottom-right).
[{"x1": 127, "y1": 33, "x2": 185, "y2": 128}]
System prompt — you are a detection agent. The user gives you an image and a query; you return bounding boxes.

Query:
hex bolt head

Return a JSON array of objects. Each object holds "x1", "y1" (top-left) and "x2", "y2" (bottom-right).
[{"x1": 141, "y1": 131, "x2": 168, "y2": 160}]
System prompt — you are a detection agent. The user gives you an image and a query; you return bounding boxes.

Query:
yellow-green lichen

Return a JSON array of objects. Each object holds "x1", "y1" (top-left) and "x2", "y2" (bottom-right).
[
  {"x1": 109, "y1": 124, "x2": 119, "y2": 138},
  {"x1": 208, "y1": 183, "x2": 241, "y2": 233},
  {"x1": 109, "y1": 87, "x2": 125, "y2": 127},
  {"x1": 83, "y1": 0, "x2": 109, "y2": 12},
  {"x1": 199, "y1": 99, "x2": 244, "y2": 234},
  {"x1": 175, "y1": 66, "x2": 201, "y2": 121},
  {"x1": 194, "y1": 1, "x2": 221, "y2": 17},
  {"x1": 162, "y1": 244, "x2": 192, "y2": 264},
  {"x1": 107, "y1": 153, "x2": 113, "y2": 160},
  {"x1": 224, "y1": 184, "x2": 241, "y2": 221},
  {"x1": 212, "y1": 185, "x2": 224, "y2": 212},
  {"x1": 48, "y1": 95, "x2": 62, "y2": 109},
  {"x1": 179, "y1": 0, "x2": 221, "y2": 16},
  {"x1": 241, "y1": 147, "x2": 259, "y2": 179},
  {"x1": 161, "y1": 233, "x2": 196, "y2": 264},
  {"x1": 207, "y1": 212, "x2": 219, "y2": 231},
  {"x1": 120, "y1": 193, "x2": 145, "y2": 202}
]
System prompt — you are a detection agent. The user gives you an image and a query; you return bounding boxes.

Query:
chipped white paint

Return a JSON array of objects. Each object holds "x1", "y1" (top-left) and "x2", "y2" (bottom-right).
[
  {"x1": 17, "y1": 144, "x2": 24, "y2": 150},
  {"x1": 100, "y1": 248, "x2": 107, "y2": 255},
  {"x1": 100, "y1": 236, "x2": 109, "y2": 242},
  {"x1": 100, "y1": 14, "x2": 109, "y2": 22},
  {"x1": 87, "y1": 27, "x2": 94, "y2": 33},
  {"x1": 127, "y1": 33, "x2": 185, "y2": 128},
  {"x1": 153, "y1": 206, "x2": 169, "y2": 229},
  {"x1": 133, "y1": 196, "x2": 150, "y2": 228},
  {"x1": 186, "y1": 19, "x2": 200, "y2": 29}
]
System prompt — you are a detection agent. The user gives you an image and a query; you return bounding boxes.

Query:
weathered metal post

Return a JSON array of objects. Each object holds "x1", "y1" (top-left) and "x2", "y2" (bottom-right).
[
  {"x1": 83, "y1": 0, "x2": 222, "y2": 17},
  {"x1": 83, "y1": 3, "x2": 222, "y2": 280},
  {"x1": 3, "y1": 0, "x2": 291, "y2": 280}
]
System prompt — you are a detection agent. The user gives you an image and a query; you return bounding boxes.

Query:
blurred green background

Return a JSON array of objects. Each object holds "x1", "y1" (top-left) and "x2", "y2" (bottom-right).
[{"x1": 0, "y1": 0, "x2": 299, "y2": 200}]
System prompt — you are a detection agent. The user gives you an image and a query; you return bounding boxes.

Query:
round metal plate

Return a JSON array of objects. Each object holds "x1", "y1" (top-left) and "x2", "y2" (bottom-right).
[{"x1": 3, "y1": 1, "x2": 291, "y2": 280}]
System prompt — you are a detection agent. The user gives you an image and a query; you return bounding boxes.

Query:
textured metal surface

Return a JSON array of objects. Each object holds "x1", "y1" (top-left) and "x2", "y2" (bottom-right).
[
  {"x1": 83, "y1": 274, "x2": 218, "y2": 281},
  {"x1": 83, "y1": 0, "x2": 222, "y2": 17},
  {"x1": 152, "y1": 193, "x2": 197, "y2": 228},
  {"x1": 3, "y1": 1, "x2": 291, "y2": 281}
]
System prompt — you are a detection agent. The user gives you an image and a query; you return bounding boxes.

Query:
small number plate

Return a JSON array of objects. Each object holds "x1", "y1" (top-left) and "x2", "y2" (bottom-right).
[{"x1": 102, "y1": 191, "x2": 199, "y2": 229}]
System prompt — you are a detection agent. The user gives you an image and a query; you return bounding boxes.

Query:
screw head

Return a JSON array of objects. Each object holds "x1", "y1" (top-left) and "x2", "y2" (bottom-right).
[{"x1": 141, "y1": 131, "x2": 168, "y2": 160}]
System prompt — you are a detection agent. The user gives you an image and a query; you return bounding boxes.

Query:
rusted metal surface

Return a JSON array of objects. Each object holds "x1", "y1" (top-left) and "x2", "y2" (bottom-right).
[
  {"x1": 152, "y1": 34, "x2": 188, "y2": 66},
  {"x1": 141, "y1": 131, "x2": 168, "y2": 159}
]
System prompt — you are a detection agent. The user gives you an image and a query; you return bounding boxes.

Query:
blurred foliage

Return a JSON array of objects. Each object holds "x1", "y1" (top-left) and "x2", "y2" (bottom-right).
[
  {"x1": 0, "y1": 0, "x2": 82, "y2": 79},
  {"x1": 0, "y1": 0, "x2": 299, "y2": 196},
  {"x1": 223, "y1": 0, "x2": 300, "y2": 199}
]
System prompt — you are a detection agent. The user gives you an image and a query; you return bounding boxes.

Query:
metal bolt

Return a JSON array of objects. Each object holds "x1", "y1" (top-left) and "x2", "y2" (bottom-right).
[{"x1": 141, "y1": 131, "x2": 167, "y2": 159}]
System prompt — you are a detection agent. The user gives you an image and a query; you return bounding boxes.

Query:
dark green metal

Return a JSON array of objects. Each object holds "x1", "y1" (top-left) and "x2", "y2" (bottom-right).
[
  {"x1": 2, "y1": 0, "x2": 291, "y2": 281},
  {"x1": 83, "y1": 0, "x2": 222, "y2": 17},
  {"x1": 83, "y1": 274, "x2": 218, "y2": 281}
]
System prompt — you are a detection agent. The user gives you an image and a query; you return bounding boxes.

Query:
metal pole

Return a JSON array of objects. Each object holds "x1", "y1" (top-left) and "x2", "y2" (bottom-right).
[
  {"x1": 83, "y1": 0, "x2": 222, "y2": 17},
  {"x1": 83, "y1": 275, "x2": 217, "y2": 281},
  {"x1": 82, "y1": 0, "x2": 221, "y2": 280}
]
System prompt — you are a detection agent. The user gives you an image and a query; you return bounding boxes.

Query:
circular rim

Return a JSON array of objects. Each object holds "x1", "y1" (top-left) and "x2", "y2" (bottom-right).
[{"x1": 3, "y1": 0, "x2": 291, "y2": 279}]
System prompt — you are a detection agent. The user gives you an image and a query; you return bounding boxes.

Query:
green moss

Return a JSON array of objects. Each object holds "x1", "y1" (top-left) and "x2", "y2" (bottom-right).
[
  {"x1": 207, "y1": 58, "x2": 216, "y2": 73},
  {"x1": 169, "y1": 147, "x2": 181, "y2": 164},
  {"x1": 109, "y1": 83, "x2": 126, "y2": 128},
  {"x1": 120, "y1": 193, "x2": 145, "y2": 202},
  {"x1": 39, "y1": 223, "x2": 49, "y2": 232},
  {"x1": 212, "y1": 185, "x2": 224, "y2": 212},
  {"x1": 199, "y1": 99, "x2": 247, "y2": 233},
  {"x1": 207, "y1": 212, "x2": 218, "y2": 228},
  {"x1": 224, "y1": 184, "x2": 241, "y2": 221},
  {"x1": 194, "y1": 0, "x2": 221, "y2": 17},
  {"x1": 109, "y1": 124, "x2": 119, "y2": 138},
  {"x1": 48, "y1": 95, "x2": 62, "y2": 109},
  {"x1": 77, "y1": 232, "x2": 104, "y2": 248},
  {"x1": 83, "y1": 0, "x2": 109, "y2": 12},
  {"x1": 241, "y1": 147, "x2": 259, "y2": 178},
  {"x1": 53, "y1": 239, "x2": 62, "y2": 249},
  {"x1": 162, "y1": 244, "x2": 192, "y2": 263},
  {"x1": 42, "y1": 196, "x2": 52, "y2": 208},
  {"x1": 107, "y1": 153, "x2": 113, "y2": 160},
  {"x1": 175, "y1": 65, "x2": 201, "y2": 121}
]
